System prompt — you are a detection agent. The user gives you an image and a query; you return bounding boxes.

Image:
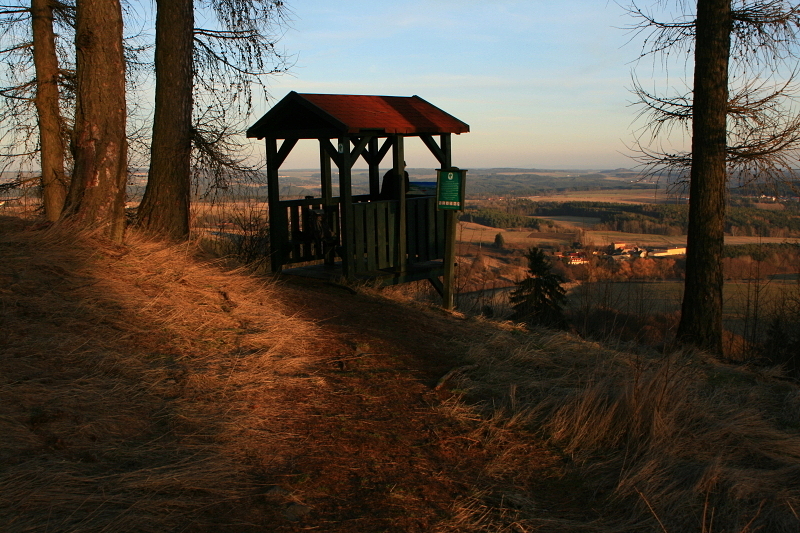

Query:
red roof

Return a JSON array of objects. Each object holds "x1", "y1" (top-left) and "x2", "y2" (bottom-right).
[{"x1": 247, "y1": 92, "x2": 469, "y2": 139}]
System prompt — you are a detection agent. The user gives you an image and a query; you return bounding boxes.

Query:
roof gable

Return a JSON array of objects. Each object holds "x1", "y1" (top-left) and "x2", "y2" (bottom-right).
[{"x1": 247, "y1": 92, "x2": 470, "y2": 139}]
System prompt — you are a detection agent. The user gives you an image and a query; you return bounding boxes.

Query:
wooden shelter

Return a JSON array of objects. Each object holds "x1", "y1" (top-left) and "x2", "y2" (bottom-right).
[{"x1": 246, "y1": 91, "x2": 469, "y2": 300}]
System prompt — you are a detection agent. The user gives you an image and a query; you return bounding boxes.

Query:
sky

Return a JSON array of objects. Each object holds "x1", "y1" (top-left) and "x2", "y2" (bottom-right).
[{"x1": 247, "y1": 0, "x2": 683, "y2": 171}]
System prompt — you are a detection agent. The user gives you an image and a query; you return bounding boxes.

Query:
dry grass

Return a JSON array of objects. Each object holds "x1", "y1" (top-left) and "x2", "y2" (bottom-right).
[
  {"x1": 3, "y1": 214, "x2": 800, "y2": 532},
  {"x1": 1, "y1": 215, "x2": 576, "y2": 532},
  {"x1": 0, "y1": 218, "x2": 320, "y2": 531},
  {"x1": 450, "y1": 328, "x2": 800, "y2": 532}
]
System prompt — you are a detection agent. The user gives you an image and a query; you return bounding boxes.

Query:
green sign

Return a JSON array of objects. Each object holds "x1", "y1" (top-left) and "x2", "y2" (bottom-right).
[{"x1": 436, "y1": 168, "x2": 466, "y2": 210}]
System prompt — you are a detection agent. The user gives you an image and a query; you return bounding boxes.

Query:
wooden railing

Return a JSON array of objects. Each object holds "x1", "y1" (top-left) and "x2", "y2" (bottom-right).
[{"x1": 273, "y1": 195, "x2": 447, "y2": 275}]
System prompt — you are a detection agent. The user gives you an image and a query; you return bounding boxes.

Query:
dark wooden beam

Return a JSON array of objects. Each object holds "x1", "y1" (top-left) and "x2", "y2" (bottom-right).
[
  {"x1": 441, "y1": 133, "x2": 452, "y2": 168},
  {"x1": 377, "y1": 137, "x2": 393, "y2": 164},
  {"x1": 427, "y1": 276, "x2": 444, "y2": 296},
  {"x1": 261, "y1": 127, "x2": 343, "y2": 139},
  {"x1": 319, "y1": 142, "x2": 333, "y2": 206},
  {"x1": 420, "y1": 134, "x2": 446, "y2": 166},
  {"x1": 319, "y1": 138, "x2": 343, "y2": 169},
  {"x1": 349, "y1": 135, "x2": 371, "y2": 168},
  {"x1": 368, "y1": 137, "x2": 380, "y2": 198},
  {"x1": 319, "y1": 141, "x2": 335, "y2": 265},
  {"x1": 339, "y1": 136, "x2": 354, "y2": 279},
  {"x1": 265, "y1": 138, "x2": 287, "y2": 273},
  {"x1": 276, "y1": 138, "x2": 298, "y2": 168},
  {"x1": 393, "y1": 135, "x2": 407, "y2": 273},
  {"x1": 359, "y1": 137, "x2": 376, "y2": 166},
  {"x1": 441, "y1": 133, "x2": 457, "y2": 310}
]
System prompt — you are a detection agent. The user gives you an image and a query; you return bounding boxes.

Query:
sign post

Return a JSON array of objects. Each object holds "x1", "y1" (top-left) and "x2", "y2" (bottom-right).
[
  {"x1": 437, "y1": 168, "x2": 466, "y2": 309},
  {"x1": 436, "y1": 168, "x2": 466, "y2": 211}
]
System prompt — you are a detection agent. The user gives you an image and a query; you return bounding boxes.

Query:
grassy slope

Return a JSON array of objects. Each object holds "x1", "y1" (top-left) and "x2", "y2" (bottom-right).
[{"x1": 2, "y1": 216, "x2": 800, "y2": 532}]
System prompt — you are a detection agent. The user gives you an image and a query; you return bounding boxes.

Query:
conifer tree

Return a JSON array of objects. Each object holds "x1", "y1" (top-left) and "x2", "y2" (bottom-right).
[
  {"x1": 510, "y1": 247, "x2": 568, "y2": 329},
  {"x1": 138, "y1": 0, "x2": 290, "y2": 241},
  {"x1": 60, "y1": 0, "x2": 127, "y2": 242},
  {"x1": 0, "y1": 0, "x2": 73, "y2": 220},
  {"x1": 627, "y1": 0, "x2": 800, "y2": 353}
]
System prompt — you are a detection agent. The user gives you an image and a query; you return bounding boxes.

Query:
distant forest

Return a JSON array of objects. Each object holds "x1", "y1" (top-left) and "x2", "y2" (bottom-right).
[
  {"x1": 463, "y1": 200, "x2": 800, "y2": 238},
  {"x1": 465, "y1": 172, "x2": 656, "y2": 197},
  {"x1": 463, "y1": 169, "x2": 800, "y2": 199}
]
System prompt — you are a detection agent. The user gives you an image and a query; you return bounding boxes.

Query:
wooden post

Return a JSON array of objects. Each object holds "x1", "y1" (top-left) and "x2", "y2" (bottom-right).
[
  {"x1": 393, "y1": 135, "x2": 407, "y2": 273},
  {"x1": 320, "y1": 141, "x2": 332, "y2": 206},
  {"x1": 339, "y1": 137, "x2": 354, "y2": 278},
  {"x1": 368, "y1": 136, "x2": 380, "y2": 198},
  {"x1": 265, "y1": 137, "x2": 286, "y2": 273},
  {"x1": 441, "y1": 133, "x2": 457, "y2": 310},
  {"x1": 319, "y1": 140, "x2": 335, "y2": 265}
]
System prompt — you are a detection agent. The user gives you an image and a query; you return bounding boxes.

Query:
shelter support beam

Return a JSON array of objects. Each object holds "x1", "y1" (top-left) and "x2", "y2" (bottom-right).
[
  {"x1": 318, "y1": 142, "x2": 336, "y2": 265},
  {"x1": 367, "y1": 137, "x2": 380, "y2": 197},
  {"x1": 377, "y1": 137, "x2": 393, "y2": 162},
  {"x1": 392, "y1": 135, "x2": 407, "y2": 273},
  {"x1": 339, "y1": 136, "x2": 354, "y2": 278},
  {"x1": 349, "y1": 136, "x2": 371, "y2": 166},
  {"x1": 320, "y1": 138, "x2": 343, "y2": 169},
  {"x1": 428, "y1": 276, "x2": 444, "y2": 297},
  {"x1": 319, "y1": 142, "x2": 333, "y2": 206},
  {"x1": 276, "y1": 138, "x2": 298, "y2": 168},
  {"x1": 265, "y1": 137, "x2": 287, "y2": 273},
  {"x1": 361, "y1": 136, "x2": 395, "y2": 199},
  {"x1": 420, "y1": 134, "x2": 446, "y2": 166},
  {"x1": 440, "y1": 133, "x2": 457, "y2": 309}
]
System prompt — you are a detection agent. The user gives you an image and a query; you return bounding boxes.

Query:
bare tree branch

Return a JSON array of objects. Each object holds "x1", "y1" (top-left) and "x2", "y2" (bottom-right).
[{"x1": 628, "y1": 0, "x2": 800, "y2": 188}]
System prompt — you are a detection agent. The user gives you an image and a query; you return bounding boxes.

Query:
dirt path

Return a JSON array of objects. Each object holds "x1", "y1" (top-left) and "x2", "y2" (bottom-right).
[{"x1": 260, "y1": 276, "x2": 562, "y2": 531}]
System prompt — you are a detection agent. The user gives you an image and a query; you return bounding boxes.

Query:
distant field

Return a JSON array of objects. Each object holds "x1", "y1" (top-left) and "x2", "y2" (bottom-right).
[
  {"x1": 459, "y1": 222, "x2": 577, "y2": 248},
  {"x1": 457, "y1": 221, "x2": 799, "y2": 249},
  {"x1": 520, "y1": 188, "x2": 678, "y2": 204},
  {"x1": 530, "y1": 215, "x2": 602, "y2": 228},
  {"x1": 584, "y1": 231, "x2": 686, "y2": 247}
]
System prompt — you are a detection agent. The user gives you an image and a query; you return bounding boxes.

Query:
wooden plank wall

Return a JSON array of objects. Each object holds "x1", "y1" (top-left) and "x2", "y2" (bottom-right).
[
  {"x1": 350, "y1": 200, "x2": 398, "y2": 273},
  {"x1": 275, "y1": 195, "x2": 447, "y2": 273},
  {"x1": 406, "y1": 197, "x2": 447, "y2": 264},
  {"x1": 350, "y1": 196, "x2": 445, "y2": 274}
]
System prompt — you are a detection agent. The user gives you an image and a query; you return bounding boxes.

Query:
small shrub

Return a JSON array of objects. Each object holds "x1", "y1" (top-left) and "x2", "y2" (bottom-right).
[{"x1": 493, "y1": 232, "x2": 505, "y2": 249}]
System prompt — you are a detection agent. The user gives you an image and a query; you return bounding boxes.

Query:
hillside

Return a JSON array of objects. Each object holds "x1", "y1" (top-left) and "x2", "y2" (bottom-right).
[{"x1": 2, "y1": 215, "x2": 800, "y2": 532}]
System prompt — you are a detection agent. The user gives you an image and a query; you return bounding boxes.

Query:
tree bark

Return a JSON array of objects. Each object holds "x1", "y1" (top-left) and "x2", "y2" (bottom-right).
[
  {"x1": 677, "y1": 0, "x2": 731, "y2": 353},
  {"x1": 137, "y1": 0, "x2": 194, "y2": 241},
  {"x1": 31, "y1": 0, "x2": 67, "y2": 221},
  {"x1": 61, "y1": 0, "x2": 127, "y2": 243}
]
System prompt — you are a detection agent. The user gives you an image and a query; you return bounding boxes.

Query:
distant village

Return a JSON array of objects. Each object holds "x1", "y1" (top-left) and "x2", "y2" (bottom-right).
[{"x1": 555, "y1": 242, "x2": 686, "y2": 266}]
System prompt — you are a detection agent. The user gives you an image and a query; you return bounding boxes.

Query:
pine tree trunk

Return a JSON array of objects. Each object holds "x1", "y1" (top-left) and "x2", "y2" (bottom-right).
[
  {"x1": 677, "y1": 0, "x2": 731, "y2": 353},
  {"x1": 61, "y1": 0, "x2": 127, "y2": 243},
  {"x1": 31, "y1": 0, "x2": 67, "y2": 221},
  {"x1": 137, "y1": 0, "x2": 193, "y2": 240}
]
